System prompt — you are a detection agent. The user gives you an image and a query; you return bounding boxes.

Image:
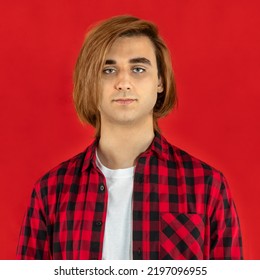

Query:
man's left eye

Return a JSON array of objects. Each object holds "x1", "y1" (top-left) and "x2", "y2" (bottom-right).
[{"x1": 132, "y1": 67, "x2": 145, "y2": 73}]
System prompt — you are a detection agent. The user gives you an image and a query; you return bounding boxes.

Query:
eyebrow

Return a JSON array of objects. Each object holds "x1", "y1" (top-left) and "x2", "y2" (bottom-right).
[{"x1": 105, "y1": 57, "x2": 152, "y2": 66}]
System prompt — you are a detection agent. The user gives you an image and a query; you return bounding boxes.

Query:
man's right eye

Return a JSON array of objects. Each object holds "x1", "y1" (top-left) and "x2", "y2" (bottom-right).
[{"x1": 102, "y1": 68, "x2": 116, "y2": 74}]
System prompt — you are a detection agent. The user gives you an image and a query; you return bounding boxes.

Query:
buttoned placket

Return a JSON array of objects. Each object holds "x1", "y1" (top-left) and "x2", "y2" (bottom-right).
[
  {"x1": 132, "y1": 156, "x2": 146, "y2": 260},
  {"x1": 92, "y1": 174, "x2": 108, "y2": 260}
]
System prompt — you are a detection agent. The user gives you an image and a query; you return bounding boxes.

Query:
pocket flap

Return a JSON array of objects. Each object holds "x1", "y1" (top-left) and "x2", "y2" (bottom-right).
[{"x1": 160, "y1": 213, "x2": 205, "y2": 259}]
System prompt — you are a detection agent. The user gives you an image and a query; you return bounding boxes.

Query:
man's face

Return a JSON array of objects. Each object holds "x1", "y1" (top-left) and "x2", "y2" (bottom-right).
[{"x1": 99, "y1": 35, "x2": 163, "y2": 128}]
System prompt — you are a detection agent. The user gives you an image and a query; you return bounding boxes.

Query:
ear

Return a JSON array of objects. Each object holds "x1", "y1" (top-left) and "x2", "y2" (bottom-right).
[{"x1": 157, "y1": 77, "x2": 164, "y2": 93}]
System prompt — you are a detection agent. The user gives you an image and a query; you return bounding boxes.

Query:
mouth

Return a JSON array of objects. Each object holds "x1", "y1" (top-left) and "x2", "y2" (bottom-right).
[{"x1": 113, "y1": 98, "x2": 137, "y2": 105}]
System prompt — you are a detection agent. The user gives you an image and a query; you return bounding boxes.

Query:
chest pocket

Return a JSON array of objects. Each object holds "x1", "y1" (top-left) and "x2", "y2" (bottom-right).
[{"x1": 160, "y1": 213, "x2": 205, "y2": 260}]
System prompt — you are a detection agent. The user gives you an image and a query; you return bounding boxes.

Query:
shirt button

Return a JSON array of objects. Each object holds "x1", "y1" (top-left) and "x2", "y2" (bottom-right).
[
  {"x1": 99, "y1": 184, "x2": 105, "y2": 192},
  {"x1": 95, "y1": 221, "x2": 103, "y2": 227}
]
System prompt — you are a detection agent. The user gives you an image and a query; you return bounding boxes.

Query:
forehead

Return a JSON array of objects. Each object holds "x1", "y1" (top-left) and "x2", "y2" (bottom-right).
[{"x1": 105, "y1": 35, "x2": 156, "y2": 62}]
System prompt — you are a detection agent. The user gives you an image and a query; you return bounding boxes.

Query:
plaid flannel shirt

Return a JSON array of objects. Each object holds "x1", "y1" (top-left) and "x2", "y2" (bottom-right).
[{"x1": 17, "y1": 132, "x2": 243, "y2": 259}]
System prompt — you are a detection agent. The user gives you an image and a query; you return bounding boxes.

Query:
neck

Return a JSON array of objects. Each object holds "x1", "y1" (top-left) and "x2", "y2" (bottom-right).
[{"x1": 97, "y1": 120, "x2": 155, "y2": 169}]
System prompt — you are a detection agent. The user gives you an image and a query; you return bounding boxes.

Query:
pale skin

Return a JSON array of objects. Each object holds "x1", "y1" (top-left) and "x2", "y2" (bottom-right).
[{"x1": 97, "y1": 35, "x2": 164, "y2": 169}]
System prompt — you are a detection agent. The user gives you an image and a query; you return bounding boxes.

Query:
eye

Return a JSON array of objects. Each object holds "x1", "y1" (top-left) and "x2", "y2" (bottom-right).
[
  {"x1": 102, "y1": 68, "x2": 116, "y2": 74},
  {"x1": 132, "y1": 67, "x2": 146, "y2": 73}
]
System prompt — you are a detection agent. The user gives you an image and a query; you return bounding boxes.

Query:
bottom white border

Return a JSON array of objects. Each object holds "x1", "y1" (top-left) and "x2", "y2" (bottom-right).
[{"x1": 0, "y1": 260, "x2": 259, "y2": 279}]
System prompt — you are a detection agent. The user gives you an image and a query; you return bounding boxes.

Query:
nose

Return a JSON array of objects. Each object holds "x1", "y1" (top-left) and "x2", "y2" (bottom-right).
[{"x1": 114, "y1": 71, "x2": 131, "y2": 92}]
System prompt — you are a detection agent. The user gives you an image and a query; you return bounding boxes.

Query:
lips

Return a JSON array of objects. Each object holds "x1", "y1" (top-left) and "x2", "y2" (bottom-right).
[{"x1": 113, "y1": 98, "x2": 137, "y2": 105}]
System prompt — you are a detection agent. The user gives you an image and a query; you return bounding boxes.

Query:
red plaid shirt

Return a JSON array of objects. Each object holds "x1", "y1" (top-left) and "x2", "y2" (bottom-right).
[{"x1": 17, "y1": 132, "x2": 243, "y2": 259}]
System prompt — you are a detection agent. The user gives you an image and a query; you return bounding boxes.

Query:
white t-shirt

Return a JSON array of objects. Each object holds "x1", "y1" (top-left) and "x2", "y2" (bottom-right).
[{"x1": 96, "y1": 152, "x2": 134, "y2": 260}]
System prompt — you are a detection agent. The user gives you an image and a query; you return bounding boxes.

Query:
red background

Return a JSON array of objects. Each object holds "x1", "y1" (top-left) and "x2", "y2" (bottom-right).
[{"x1": 0, "y1": 0, "x2": 259, "y2": 259}]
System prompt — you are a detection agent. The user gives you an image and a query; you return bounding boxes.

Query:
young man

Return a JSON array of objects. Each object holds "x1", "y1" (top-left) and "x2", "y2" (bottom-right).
[{"x1": 17, "y1": 15, "x2": 243, "y2": 260}]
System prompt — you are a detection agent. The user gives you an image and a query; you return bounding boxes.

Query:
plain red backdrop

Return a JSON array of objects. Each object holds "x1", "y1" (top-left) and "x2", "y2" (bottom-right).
[{"x1": 0, "y1": 0, "x2": 259, "y2": 259}]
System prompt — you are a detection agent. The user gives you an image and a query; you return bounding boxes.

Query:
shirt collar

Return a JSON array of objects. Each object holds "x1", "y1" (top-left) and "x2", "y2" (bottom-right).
[
  {"x1": 82, "y1": 131, "x2": 172, "y2": 172},
  {"x1": 82, "y1": 138, "x2": 99, "y2": 171},
  {"x1": 139, "y1": 131, "x2": 173, "y2": 161}
]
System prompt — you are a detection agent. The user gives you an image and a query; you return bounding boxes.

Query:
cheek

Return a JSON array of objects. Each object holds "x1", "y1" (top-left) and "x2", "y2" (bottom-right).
[
  {"x1": 99, "y1": 85, "x2": 110, "y2": 105},
  {"x1": 152, "y1": 93, "x2": 158, "y2": 108},
  {"x1": 150, "y1": 83, "x2": 160, "y2": 101},
  {"x1": 143, "y1": 91, "x2": 158, "y2": 110}
]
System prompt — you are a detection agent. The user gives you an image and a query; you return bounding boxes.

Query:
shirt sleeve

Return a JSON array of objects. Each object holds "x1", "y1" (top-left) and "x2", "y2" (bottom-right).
[
  {"x1": 16, "y1": 187, "x2": 51, "y2": 259},
  {"x1": 209, "y1": 174, "x2": 243, "y2": 259}
]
